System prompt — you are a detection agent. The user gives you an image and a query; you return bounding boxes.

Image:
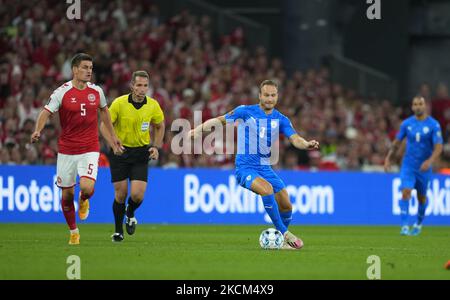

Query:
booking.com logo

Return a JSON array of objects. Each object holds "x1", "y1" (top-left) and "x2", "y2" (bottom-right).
[{"x1": 170, "y1": 111, "x2": 282, "y2": 165}]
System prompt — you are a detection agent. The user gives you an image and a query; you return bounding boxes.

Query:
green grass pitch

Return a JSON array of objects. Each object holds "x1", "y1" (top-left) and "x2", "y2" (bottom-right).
[{"x1": 0, "y1": 224, "x2": 449, "y2": 280}]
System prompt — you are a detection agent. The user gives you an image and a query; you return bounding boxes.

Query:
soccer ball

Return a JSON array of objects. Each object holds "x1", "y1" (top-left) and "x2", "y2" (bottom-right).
[{"x1": 259, "y1": 228, "x2": 284, "y2": 250}]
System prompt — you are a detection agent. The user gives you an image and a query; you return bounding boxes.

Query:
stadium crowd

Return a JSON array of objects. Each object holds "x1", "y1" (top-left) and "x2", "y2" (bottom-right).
[{"x1": 1, "y1": 0, "x2": 449, "y2": 172}]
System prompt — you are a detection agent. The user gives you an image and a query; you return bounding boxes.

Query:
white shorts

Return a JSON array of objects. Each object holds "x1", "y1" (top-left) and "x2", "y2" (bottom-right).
[{"x1": 56, "y1": 152, "x2": 100, "y2": 188}]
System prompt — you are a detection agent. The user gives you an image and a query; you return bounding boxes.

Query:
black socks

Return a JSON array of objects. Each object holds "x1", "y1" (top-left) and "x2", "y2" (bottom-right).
[
  {"x1": 126, "y1": 197, "x2": 142, "y2": 218},
  {"x1": 112, "y1": 200, "x2": 126, "y2": 234}
]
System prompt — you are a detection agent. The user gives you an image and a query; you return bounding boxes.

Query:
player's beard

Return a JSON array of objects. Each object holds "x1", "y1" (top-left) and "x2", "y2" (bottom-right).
[
  {"x1": 263, "y1": 101, "x2": 275, "y2": 110},
  {"x1": 414, "y1": 110, "x2": 425, "y2": 117}
]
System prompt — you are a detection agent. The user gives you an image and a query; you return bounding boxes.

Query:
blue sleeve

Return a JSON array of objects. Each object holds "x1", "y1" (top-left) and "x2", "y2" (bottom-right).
[
  {"x1": 396, "y1": 121, "x2": 407, "y2": 141},
  {"x1": 280, "y1": 115, "x2": 296, "y2": 138},
  {"x1": 432, "y1": 122, "x2": 443, "y2": 145},
  {"x1": 225, "y1": 105, "x2": 247, "y2": 123}
]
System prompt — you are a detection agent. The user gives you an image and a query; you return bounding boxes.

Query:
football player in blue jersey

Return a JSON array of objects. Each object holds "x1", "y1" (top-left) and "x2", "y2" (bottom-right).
[
  {"x1": 190, "y1": 80, "x2": 319, "y2": 249},
  {"x1": 384, "y1": 96, "x2": 443, "y2": 236}
]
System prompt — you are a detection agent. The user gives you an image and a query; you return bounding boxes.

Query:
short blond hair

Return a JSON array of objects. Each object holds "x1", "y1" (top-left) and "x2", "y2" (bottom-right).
[{"x1": 259, "y1": 79, "x2": 278, "y2": 92}]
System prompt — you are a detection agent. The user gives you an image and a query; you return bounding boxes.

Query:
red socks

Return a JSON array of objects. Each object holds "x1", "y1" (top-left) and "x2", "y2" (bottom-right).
[{"x1": 61, "y1": 198, "x2": 77, "y2": 230}]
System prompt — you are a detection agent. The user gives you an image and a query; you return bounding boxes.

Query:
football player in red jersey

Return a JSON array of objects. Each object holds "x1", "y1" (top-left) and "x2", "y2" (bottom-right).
[{"x1": 31, "y1": 53, "x2": 124, "y2": 245}]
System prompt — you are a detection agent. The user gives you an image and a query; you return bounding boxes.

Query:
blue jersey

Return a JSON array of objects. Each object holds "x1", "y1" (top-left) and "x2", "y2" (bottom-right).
[
  {"x1": 225, "y1": 104, "x2": 296, "y2": 167},
  {"x1": 396, "y1": 116, "x2": 443, "y2": 170}
]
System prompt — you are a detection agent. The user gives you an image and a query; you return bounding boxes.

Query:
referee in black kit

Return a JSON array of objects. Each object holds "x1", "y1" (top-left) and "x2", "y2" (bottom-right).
[{"x1": 100, "y1": 71, "x2": 165, "y2": 242}]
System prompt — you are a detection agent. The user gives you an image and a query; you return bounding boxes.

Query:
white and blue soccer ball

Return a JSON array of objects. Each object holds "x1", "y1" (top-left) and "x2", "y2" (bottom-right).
[{"x1": 259, "y1": 228, "x2": 284, "y2": 250}]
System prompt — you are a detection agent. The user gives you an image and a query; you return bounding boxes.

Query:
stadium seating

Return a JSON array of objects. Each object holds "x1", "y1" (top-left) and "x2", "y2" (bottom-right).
[{"x1": 0, "y1": 1, "x2": 448, "y2": 172}]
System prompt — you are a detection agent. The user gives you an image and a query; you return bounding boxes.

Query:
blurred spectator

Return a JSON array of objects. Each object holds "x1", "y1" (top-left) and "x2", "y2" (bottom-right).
[
  {"x1": 175, "y1": 88, "x2": 195, "y2": 119},
  {"x1": 431, "y1": 83, "x2": 450, "y2": 136},
  {"x1": 17, "y1": 89, "x2": 39, "y2": 127},
  {"x1": 307, "y1": 150, "x2": 321, "y2": 171},
  {"x1": 418, "y1": 82, "x2": 432, "y2": 101},
  {"x1": 23, "y1": 144, "x2": 39, "y2": 165},
  {"x1": 42, "y1": 146, "x2": 56, "y2": 165},
  {"x1": 283, "y1": 150, "x2": 300, "y2": 170},
  {"x1": 162, "y1": 152, "x2": 182, "y2": 169},
  {"x1": 0, "y1": 147, "x2": 11, "y2": 164}
]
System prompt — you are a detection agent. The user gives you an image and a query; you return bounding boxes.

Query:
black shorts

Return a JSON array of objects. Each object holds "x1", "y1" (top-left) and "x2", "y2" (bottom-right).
[{"x1": 108, "y1": 146, "x2": 150, "y2": 183}]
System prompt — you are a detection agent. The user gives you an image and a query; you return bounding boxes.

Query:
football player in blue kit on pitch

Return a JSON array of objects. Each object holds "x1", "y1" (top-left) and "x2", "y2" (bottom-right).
[
  {"x1": 190, "y1": 80, "x2": 320, "y2": 249},
  {"x1": 384, "y1": 96, "x2": 443, "y2": 236}
]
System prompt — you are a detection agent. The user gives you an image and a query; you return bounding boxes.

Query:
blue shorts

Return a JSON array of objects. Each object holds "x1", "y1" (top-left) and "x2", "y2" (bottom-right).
[
  {"x1": 400, "y1": 166, "x2": 431, "y2": 195},
  {"x1": 235, "y1": 165, "x2": 286, "y2": 193}
]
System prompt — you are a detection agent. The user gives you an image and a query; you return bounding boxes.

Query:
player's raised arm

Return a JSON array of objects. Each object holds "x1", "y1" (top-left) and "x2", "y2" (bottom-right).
[
  {"x1": 189, "y1": 105, "x2": 248, "y2": 138},
  {"x1": 279, "y1": 114, "x2": 319, "y2": 150},
  {"x1": 288, "y1": 134, "x2": 320, "y2": 150},
  {"x1": 31, "y1": 109, "x2": 52, "y2": 143},
  {"x1": 189, "y1": 115, "x2": 226, "y2": 139}
]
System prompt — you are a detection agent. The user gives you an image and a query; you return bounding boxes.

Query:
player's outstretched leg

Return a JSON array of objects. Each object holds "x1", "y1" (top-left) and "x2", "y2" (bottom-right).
[
  {"x1": 61, "y1": 188, "x2": 79, "y2": 245},
  {"x1": 251, "y1": 178, "x2": 286, "y2": 230},
  {"x1": 399, "y1": 189, "x2": 411, "y2": 236},
  {"x1": 275, "y1": 189, "x2": 301, "y2": 250},
  {"x1": 252, "y1": 178, "x2": 303, "y2": 249},
  {"x1": 411, "y1": 194, "x2": 427, "y2": 236},
  {"x1": 277, "y1": 192, "x2": 293, "y2": 229}
]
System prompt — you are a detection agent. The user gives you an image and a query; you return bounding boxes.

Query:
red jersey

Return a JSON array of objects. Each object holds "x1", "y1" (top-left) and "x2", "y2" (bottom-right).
[{"x1": 44, "y1": 81, "x2": 107, "y2": 155}]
